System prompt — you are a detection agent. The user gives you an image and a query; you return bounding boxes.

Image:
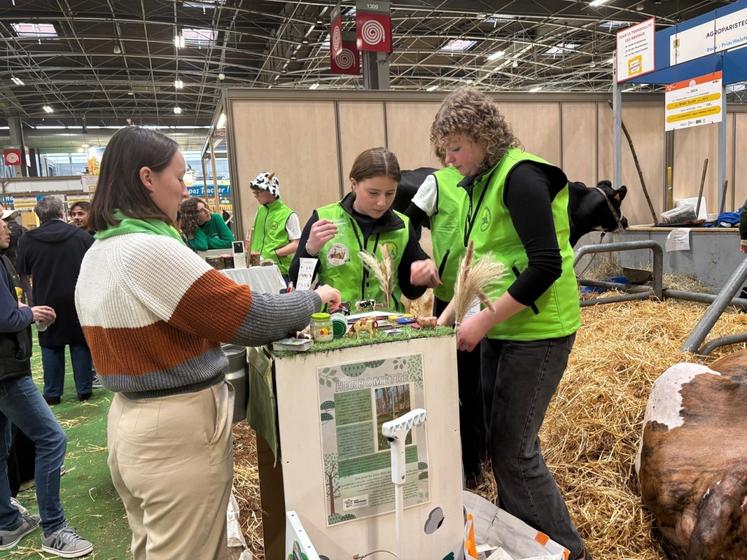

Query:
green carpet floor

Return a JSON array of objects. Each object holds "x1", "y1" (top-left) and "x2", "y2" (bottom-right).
[{"x1": 5, "y1": 331, "x2": 130, "y2": 559}]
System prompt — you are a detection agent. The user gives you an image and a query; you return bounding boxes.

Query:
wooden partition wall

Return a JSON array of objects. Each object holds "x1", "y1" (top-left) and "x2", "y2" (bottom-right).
[{"x1": 225, "y1": 90, "x2": 747, "y2": 239}]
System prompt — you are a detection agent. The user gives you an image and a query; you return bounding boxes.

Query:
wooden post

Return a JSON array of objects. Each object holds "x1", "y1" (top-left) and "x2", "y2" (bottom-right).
[{"x1": 209, "y1": 139, "x2": 220, "y2": 212}]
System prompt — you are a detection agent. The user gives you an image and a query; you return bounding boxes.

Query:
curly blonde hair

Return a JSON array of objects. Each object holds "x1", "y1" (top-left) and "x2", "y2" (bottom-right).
[{"x1": 430, "y1": 87, "x2": 520, "y2": 171}]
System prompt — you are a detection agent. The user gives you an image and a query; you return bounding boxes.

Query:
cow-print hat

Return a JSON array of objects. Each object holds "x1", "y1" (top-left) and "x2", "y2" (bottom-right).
[{"x1": 250, "y1": 171, "x2": 280, "y2": 197}]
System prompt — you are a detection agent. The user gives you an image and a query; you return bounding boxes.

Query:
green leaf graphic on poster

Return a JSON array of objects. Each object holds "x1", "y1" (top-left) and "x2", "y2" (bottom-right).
[
  {"x1": 363, "y1": 359, "x2": 385, "y2": 369},
  {"x1": 406, "y1": 355, "x2": 424, "y2": 387},
  {"x1": 341, "y1": 363, "x2": 366, "y2": 377},
  {"x1": 319, "y1": 367, "x2": 340, "y2": 386},
  {"x1": 327, "y1": 513, "x2": 356, "y2": 524},
  {"x1": 320, "y1": 400, "x2": 335, "y2": 423}
]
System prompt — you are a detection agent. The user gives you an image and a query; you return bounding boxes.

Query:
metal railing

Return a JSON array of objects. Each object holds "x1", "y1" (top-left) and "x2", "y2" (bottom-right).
[{"x1": 575, "y1": 240, "x2": 747, "y2": 355}]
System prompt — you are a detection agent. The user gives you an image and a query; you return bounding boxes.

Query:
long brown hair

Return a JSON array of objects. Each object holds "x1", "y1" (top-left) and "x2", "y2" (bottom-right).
[
  {"x1": 349, "y1": 147, "x2": 401, "y2": 183},
  {"x1": 89, "y1": 127, "x2": 179, "y2": 231},
  {"x1": 179, "y1": 198, "x2": 200, "y2": 238}
]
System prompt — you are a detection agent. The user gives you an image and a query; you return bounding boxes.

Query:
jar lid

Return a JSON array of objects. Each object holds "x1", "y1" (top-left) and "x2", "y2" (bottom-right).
[{"x1": 311, "y1": 312, "x2": 331, "y2": 320}]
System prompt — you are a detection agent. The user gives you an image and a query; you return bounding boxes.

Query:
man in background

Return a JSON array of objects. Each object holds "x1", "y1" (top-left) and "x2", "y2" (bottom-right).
[
  {"x1": 68, "y1": 202, "x2": 93, "y2": 235},
  {"x1": 0, "y1": 208, "x2": 25, "y2": 273},
  {"x1": 16, "y1": 197, "x2": 94, "y2": 404}
]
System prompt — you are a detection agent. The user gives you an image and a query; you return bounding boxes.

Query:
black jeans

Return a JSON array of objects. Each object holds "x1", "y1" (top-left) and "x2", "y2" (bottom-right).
[
  {"x1": 435, "y1": 298, "x2": 487, "y2": 483},
  {"x1": 481, "y1": 334, "x2": 584, "y2": 558}
]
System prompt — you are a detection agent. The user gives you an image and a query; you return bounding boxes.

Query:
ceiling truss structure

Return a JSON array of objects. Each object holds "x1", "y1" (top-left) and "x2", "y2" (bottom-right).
[{"x1": 0, "y1": 0, "x2": 741, "y2": 129}]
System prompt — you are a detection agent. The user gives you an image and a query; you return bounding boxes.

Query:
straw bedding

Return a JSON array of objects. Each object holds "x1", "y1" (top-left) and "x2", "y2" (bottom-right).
[{"x1": 233, "y1": 299, "x2": 747, "y2": 559}]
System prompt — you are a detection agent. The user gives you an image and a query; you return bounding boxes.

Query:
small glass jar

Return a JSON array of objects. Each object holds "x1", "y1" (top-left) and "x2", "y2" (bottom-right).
[{"x1": 311, "y1": 312, "x2": 334, "y2": 342}]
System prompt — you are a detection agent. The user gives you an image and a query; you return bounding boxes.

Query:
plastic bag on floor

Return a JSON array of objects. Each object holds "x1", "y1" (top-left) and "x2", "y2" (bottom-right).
[
  {"x1": 464, "y1": 491, "x2": 568, "y2": 560},
  {"x1": 227, "y1": 490, "x2": 249, "y2": 550}
]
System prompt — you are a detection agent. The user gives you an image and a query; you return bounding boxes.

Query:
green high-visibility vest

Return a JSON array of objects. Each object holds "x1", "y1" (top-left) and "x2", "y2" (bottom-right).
[
  {"x1": 316, "y1": 202, "x2": 409, "y2": 309},
  {"x1": 250, "y1": 199, "x2": 294, "y2": 275},
  {"x1": 429, "y1": 167, "x2": 466, "y2": 302},
  {"x1": 466, "y1": 148, "x2": 580, "y2": 341}
]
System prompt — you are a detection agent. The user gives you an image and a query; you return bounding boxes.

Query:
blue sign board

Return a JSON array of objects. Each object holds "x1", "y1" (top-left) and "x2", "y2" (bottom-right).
[{"x1": 187, "y1": 183, "x2": 231, "y2": 198}]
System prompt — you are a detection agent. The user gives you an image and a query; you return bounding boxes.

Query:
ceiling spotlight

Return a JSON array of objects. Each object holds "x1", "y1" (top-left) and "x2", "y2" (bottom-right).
[
  {"x1": 113, "y1": 44, "x2": 122, "y2": 54},
  {"x1": 309, "y1": 83, "x2": 319, "y2": 90},
  {"x1": 127, "y1": 91, "x2": 134, "y2": 95},
  {"x1": 173, "y1": 106, "x2": 182, "y2": 115},
  {"x1": 486, "y1": 50, "x2": 505, "y2": 61},
  {"x1": 11, "y1": 76, "x2": 24, "y2": 86},
  {"x1": 512, "y1": 60, "x2": 518, "y2": 68},
  {"x1": 218, "y1": 72, "x2": 225, "y2": 80},
  {"x1": 589, "y1": 0, "x2": 609, "y2": 6},
  {"x1": 174, "y1": 79, "x2": 184, "y2": 89},
  {"x1": 174, "y1": 34, "x2": 185, "y2": 48},
  {"x1": 43, "y1": 105, "x2": 53, "y2": 113},
  {"x1": 529, "y1": 86, "x2": 542, "y2": 93},
  {"x1": 426, "y1": 85, "x2": 438, "y2": 92}
]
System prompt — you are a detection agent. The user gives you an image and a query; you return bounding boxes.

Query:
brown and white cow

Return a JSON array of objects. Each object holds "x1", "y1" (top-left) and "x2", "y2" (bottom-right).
[{"x1": 636, "y1": 352, "x2": 747, "y2": 559}]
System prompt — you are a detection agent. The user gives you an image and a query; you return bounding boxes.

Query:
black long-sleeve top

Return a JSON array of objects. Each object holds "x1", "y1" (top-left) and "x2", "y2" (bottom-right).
[
  {"x1": 289, "y1": 193, "x2": 429, "y2": 300},
  {"x1": 405, "y1": 162, "x2": 564, "y2": 306}
]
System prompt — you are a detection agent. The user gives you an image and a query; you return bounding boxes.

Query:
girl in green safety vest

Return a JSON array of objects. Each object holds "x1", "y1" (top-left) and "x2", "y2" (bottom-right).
[
  {"x1": 289, "y1": 147, "x2": 440, "y2": 310},
  {"x1": 431, "y1": 87, "x2": 588, "y2": 560},
  {"x1": 248, "y1": 172, "x2": 300, "y2": 279}
]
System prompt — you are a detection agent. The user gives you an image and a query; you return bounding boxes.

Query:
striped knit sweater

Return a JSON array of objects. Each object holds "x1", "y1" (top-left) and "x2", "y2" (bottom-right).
[{"x1": 74, "y1": 233, "x2": 321, "y2": 397}]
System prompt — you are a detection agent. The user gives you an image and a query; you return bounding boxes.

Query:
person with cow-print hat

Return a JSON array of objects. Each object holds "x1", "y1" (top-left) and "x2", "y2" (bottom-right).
[
  {"x1": 247, "y1": 172, "x2": 301, "y2": 281},
  {"x1": 431, "y1": 87, "x2": 590, "y2": 560}
]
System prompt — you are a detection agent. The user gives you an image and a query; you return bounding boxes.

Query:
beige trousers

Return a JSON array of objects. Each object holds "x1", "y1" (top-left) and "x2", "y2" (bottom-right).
[{"x1": 107, "y1": 382, "x2": 234, "y2": 560}]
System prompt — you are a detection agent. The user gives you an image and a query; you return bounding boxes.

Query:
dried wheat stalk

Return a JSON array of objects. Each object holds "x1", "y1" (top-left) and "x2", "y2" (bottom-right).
[
  {"x1": 359, "y1": 245, "x2": 393, "y2": 309},
  {"x1": 453, "y1": 240, "x2": 505, "y2": 324}
]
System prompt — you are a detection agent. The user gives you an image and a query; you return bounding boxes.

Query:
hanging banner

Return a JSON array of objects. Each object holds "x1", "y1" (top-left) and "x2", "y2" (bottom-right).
[
  {"x1": 355, "y1": 0, "x2": 392, "y2": 53},
  {"x1": 665, "y1": 71, "x2": 723, "y2": 131},
  {"x1": 616, "y1": 18, "x2": 656, "y2": 83},
  {"x1": 330, "y1": 32, "x2": 360, "y2": 75},
  {"x1": 670, "y1": 6, "x2": 747, "y2": 65},
  {"x1": 2, "y1": 148, "x2": 22, "y2": 167},
  {"x1": 330, "y1": 4, "x2": 343, "y2": 59}
]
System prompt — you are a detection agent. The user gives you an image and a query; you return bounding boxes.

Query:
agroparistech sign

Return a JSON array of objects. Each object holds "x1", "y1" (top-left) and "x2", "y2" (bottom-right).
[
  {"x1": 671, "y1": 6, "x2": 747, "y2": 65},
  {"x1": 665, "y1": 71, "x2": 723, "y2": 131}
]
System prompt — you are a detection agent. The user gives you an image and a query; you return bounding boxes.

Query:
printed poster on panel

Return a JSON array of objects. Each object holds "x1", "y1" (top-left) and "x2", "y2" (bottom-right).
[{"x1": 317, "y1": 354, "x2": 430, "y2": 526}]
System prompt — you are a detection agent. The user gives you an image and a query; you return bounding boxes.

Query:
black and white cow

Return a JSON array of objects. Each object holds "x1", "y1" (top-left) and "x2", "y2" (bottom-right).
[{"x1": 394, "y1": 169, "x2": 628, "y2": 247}]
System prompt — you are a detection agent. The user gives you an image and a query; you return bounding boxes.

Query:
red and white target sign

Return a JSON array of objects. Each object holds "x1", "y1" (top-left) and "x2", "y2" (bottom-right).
[
  {"x1": 330, "y1": 33, "x2": 360, "y2": 75},
  {"x1": 355, "y1": 5, "x2": 391, "y2": 53},
  {"x1": 330, "y1": 5, "x2": 343, "y2": 58},
  {"x1": 2, "y1": 149, "x2": 21, "y2": 167}
]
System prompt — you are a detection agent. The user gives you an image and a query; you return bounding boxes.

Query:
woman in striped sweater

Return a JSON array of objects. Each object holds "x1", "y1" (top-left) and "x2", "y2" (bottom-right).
[{"x1": 75, "y1": 127, "x2": 340, "y2": 560}]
